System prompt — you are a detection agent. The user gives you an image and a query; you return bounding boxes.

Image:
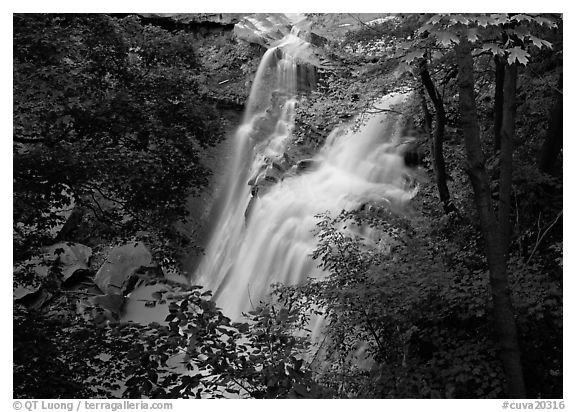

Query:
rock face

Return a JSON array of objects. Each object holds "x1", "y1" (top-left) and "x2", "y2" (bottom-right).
[
  {"x1": 233, "y1": 14, "x2": 293, "y2": 47},
  {"x1": 140, "y1": 13, "x2": 247, "y2": 26},
  {"x1": 233, "y1": 14, "x2": 325, "y2": 97},
  {"x1": 93, "y1": 242, "x2": 153, "y2": 295},
  {"x1": 233, "y1": 14, "x2": 328, "y2": 55}
]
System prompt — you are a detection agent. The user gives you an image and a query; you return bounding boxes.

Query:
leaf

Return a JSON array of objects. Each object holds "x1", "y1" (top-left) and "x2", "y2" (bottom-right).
[
  {"x1": 449, "y1": 14, "x2": 470, "y2": 25},
  {"x1": 507, "y1": 46, "x2": 530, "y2": 65},
  {"x1": 402, "y1": 49, "x2": 425, "y2": 64},
  {"x1": 534, "y1": 16, "x2": 557, "y2": 28},
  {"x1": 489, "y1": 13, "x2": 508, "y2": 25},
  {"x1": 511, "y1": 25, "x2": 531, "y2": 40},
  {"x1": 529, "y1": 35, "x2": 553, "y2": 49},
  {"x1": 427, "y1": 14, "x2": 444, "y2": 25},
  {"x1": 396, "y1": 62, "x2": 412, "y2": 76},
  {"x1": 481, "y1": 43, "x2": 506, "y2": 56},
  {"x1": 431, "y1": 50, "x2": 444, "y2": 61},
  {"x1": 474, "y1": 15, "x2": 493, "y2": 28},
  {"x1": 467, "y1": 28, "x2": 479, "y2": 43},
  {"x1": 433, "y1": 30, "x2": 460, "y2": 47},
  {"x1": 511, "y1": 14, "x2": 534, "y2": 23},
  {"x1": 416, "y1": 23, "x2": 434, "y2": 35}
]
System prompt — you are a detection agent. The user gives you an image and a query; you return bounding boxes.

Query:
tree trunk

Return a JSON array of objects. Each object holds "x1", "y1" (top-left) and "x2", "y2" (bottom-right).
[
  {"x1": 499, "y1": 63, "x2": 517, "y2": 252},
  {"x1": 493, "y1": 55, "x2": 505, "y2": 154},
  {"x1": 539, "y1": 73, "x2": 563, "y2": 174},
  {"x1": 419, "y1": 59, "x2": 457, "y2": 214},
  {"x1": 455, "y1": 37, "x2": 526, "y2": 399},
  {"x1": 418, "y1": 87, "x2": 433, "y2": 136}
]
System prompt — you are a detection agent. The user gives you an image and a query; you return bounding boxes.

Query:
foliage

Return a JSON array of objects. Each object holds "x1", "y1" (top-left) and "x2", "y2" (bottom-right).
[
  {"x1": 271, "y1": 208, "x2": 499, "y2": 398},
  {"x1": 14, "y1": 274, "x2": 327, "y2": 399},
  {"x1": 272, "y1": 183, "x2": 560, "y2": 397},
  {"x1": 415, "y1": 14, "x2": 557, "y2": 64},
  {"x1": 13, "y1": 14, "x2": 226, "y2": 262},
  {"x1": 281, "y1": 12, "x2": 563, "y2": 394}
]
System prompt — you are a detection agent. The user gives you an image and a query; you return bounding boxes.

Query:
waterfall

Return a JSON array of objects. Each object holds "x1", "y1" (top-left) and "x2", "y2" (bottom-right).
[{"x1": 192, "y1": 28, "x2": 416, "y2": 322}]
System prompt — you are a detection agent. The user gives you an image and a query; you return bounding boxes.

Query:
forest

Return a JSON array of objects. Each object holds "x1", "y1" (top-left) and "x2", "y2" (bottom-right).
[{"x1": 13, "y1": 13, "x2": 563, "y2": 400}]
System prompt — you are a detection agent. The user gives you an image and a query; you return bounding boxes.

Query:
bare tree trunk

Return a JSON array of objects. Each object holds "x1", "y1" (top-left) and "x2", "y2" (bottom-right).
[
  {"x1": 494, "y1": 55, "x2": 505, "y2": 154},
  {"x1": 419, "y1": 59, "x2": 457, "y2": 214},
  {"x1": 499, "y1": 63, "x2": 517, "y2": 251},
  {"x1": 418, "y1": 87, "x2": 433, "y2": 136},
  {"x1": 539, "y1": 73, "x2": 563, "y2": 175},
  {"x1": 455, "y1": 37, "x2": 526, "y2": 399}
]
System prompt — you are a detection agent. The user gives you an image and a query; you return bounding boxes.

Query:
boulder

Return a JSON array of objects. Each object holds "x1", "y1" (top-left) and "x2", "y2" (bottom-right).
[
  {"x1": 94, "y1": 242, "x2": 153, "y2": 295},
  {"x1": 89, "y1": 294, "x2": 125, "y2": 317},
  {"x1": 45, "y1": 242, "x2": 92, "y2": 282},
  {"x1": 13, "y1": 242, "x2": 92, "y2": 283},
  {"x1": 14, "y1": 285, "x2": 51, "y2": 311}
]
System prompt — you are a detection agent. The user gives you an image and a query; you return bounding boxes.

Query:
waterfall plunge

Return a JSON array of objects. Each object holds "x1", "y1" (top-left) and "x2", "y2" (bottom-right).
[{"x1": 192, "y1": 30, "x2": 416, "y2": 322}]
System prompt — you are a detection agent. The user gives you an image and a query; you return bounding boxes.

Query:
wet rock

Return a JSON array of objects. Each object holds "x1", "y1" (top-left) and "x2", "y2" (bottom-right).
[
  {"x1": 94, "y1": 242, "x2": 153, "y2": 295},
  {"x1": 271, "y1": 161, "x2": 285, "y2": 172},
  {"x1": 251, "y1": 165, "x2": 284, "y2": 198},
  {"x1": 296, "y1": 158, "x2": 319, "y2": 171},
  {"x1": 245, "y1": 195, "x2": 257, "y2": 221},
  {"x1": 258, "y1": 174, "x2": 280, "y2": 187},
  {"x1": 296, "y1": 62, "x2": 318, "y2": 92},
  {"x1": 247, "y1": 163, "x2": 267, "y2": 186}
]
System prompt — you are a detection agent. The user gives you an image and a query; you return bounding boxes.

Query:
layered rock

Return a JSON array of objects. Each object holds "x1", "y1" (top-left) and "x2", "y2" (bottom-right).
[
  {"x1": 142, "y1": 13, "x2": 246, "y2": 25},
  {"x1": 138, "y1": 13, "x2": 248, "y2": 32},
  {"x1": 233, "y1": 14, "x2": 294, "y2": 47}
]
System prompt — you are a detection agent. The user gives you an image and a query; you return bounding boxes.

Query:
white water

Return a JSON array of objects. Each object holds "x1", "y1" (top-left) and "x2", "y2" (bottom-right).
[{"x1": 192, "y1": 28, "x2": 416, "y2": 323}]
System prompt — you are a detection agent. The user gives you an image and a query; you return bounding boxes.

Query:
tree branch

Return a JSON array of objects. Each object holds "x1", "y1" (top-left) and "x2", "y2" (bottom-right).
[
  {"x1": 346, "y1": 13, "x2": 386, "y2": 36},
  {"x1": 527, "y1": 211, "x2": 563, "y2": 264}
]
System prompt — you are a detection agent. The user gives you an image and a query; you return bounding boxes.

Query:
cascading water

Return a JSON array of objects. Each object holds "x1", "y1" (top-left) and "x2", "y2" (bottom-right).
[{"x1": 192, "y1": 27, "x2": 416, "y2": 326}]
